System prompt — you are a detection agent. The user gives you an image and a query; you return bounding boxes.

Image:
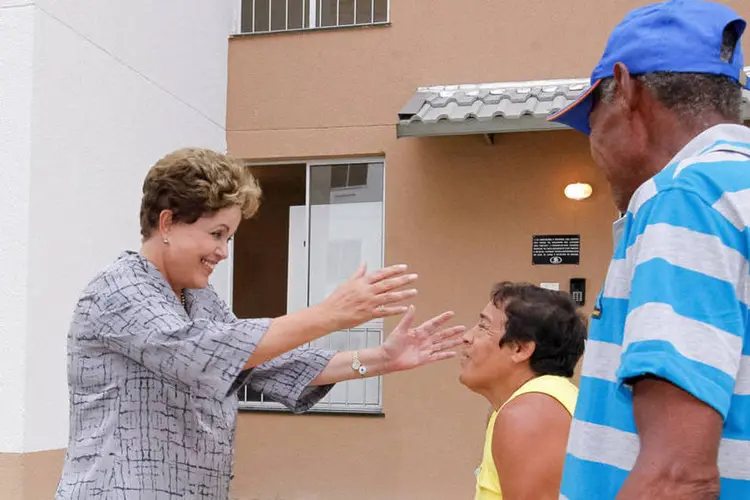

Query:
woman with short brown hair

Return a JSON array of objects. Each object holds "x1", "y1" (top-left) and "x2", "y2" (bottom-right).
[{"x1": 55, "y1": 148, "x2": 464, "y2": 499}]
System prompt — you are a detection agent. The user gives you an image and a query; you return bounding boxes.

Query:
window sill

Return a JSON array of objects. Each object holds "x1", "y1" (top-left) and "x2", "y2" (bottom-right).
[{"x1": 231, "y1": 21, "x2": 391, "y2": 39}]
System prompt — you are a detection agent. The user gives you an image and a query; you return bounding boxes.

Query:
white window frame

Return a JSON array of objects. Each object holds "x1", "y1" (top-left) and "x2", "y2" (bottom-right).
[
  {"x1": 236, "y1": 0, "x2": 391, "y2": 35},
  {"x1": 232, "y1": 157, "x2": 387, "y2": 414}
]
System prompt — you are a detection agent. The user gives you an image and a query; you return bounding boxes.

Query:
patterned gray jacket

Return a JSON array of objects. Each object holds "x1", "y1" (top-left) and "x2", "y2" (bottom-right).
[{"x1": 55, "y1": 251, "x2": 334, "y2": 499}]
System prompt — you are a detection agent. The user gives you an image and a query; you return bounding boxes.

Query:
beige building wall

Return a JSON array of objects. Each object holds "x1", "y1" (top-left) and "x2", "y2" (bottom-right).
[
  {"x1": 6, "y1": 1, "x2": 750, "y2": 499},
  {"x1": 224, "y1": 0, "x2": 738, "y2": 498},
  {"x1": 0, "y1": 450, "x2": 66, "y2": 499},
  {"x1": 229, "y1": 131, "x2": 616, "y2": 500},
  {"x1": 225, "y1": 1, "x2": 750, "y2": 499}
]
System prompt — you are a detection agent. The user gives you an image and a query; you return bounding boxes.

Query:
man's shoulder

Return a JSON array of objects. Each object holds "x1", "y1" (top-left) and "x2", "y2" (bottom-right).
[
  {"x1": 628, "y1": 146, "x2": 750, "y2": 234},
  {"x1": 490, "y1": 392, "x2": 572, "y2": 469},
  {"x1": 676, "y1": 148, "x2": 750, "y2": 181},
  {"x1": 661, "y1": 140, "x2": 750, "y2": 206},
  {"x1": 494, "y1": 392, "x2": 571, "y2": 437}
]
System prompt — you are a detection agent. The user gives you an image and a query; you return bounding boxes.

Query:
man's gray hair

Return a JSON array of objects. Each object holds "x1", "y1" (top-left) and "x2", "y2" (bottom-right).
[
  {"x1": 597, "y1": 23, "x2": 744, "y2": 123},
  {"x1": 598, "y1": 73, "x2": 743, "y2": 123}
]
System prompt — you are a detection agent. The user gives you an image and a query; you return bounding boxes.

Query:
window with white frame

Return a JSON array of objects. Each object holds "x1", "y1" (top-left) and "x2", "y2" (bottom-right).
[
  {"x1": 233, "y1": 160, "x2": 386, "y2": 413},
  {"x1": 240, "y1": 0, "x2": 389, "y2": 34}
]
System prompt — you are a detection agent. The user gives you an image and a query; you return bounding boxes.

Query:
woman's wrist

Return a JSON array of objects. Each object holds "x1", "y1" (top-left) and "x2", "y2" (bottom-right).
[
  {"x1": 305, "y1": 302, "x2": 344, "y2": 335},
  {"x1": 356, "y1": 346, "x2": 393, "y2": 376}
]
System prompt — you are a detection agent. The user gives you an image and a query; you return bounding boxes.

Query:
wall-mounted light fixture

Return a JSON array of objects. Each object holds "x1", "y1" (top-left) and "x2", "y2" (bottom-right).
[{"x1": 564, "y1": 182, "x2": 593, "y2": 201}]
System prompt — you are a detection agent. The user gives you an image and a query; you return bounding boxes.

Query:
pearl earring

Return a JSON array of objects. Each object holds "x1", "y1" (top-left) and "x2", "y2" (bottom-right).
[{"x1": 163, "y1": 238, "x2": 169, "y2": 245}]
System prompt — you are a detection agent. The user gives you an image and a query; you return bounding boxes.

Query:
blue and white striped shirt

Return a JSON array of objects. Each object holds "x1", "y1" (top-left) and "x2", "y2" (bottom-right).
[{"x1": 561, "y1": 124, "x2": 750, "y2": 499}]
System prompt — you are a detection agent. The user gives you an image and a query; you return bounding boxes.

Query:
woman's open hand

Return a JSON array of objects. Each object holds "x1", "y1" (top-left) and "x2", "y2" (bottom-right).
[
  {"x1": 380, "y1": 306, "x2": 466, "y2": 373},
  {"x1": 319, "y1": 263, "x2": 418, "y2": 331}
]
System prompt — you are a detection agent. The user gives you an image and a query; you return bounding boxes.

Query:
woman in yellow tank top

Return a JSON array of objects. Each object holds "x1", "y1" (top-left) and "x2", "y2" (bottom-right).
[{"x1": 458, "y1": 282, "x2": 587, "y2": 500}]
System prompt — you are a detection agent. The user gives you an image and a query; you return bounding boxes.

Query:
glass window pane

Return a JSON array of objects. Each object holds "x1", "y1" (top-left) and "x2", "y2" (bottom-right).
[
  {"x1": 232, "y1": 164, "x2": 307, "y2": 319},
  {"x1": 311, "y1": 163, "x2": 383, "y2": 204},
  {"x1": 238, "y1": 385, "x2": 263, "y2": 402},
  {"x1": 374, "y1": 0, "x2": 387, "y2": 23},
  {"x1": 241, "y1": 0, "x2": 254, "y2": 32},
  {"x1": 329, "y1": 165, "x2": 348, "y2": 188},
  {"x1": 254, "y1": 0, "x2": 270, "y2": 31},
  {"x1": 234, "y1": 161, "x2": 385, "y2": 412},
  {"x1": 355, "y1": 0, "x2": 372, "y2": 24},
  {"x1": 338, "y1": 0, "x2": 354, "y2": 25},
  {"x1": 345, "y1": 330, "x2": 368, "y2": 404},
  {"x1": 348, "y1": 163, "x2": 368, "y2": 186},
  {"x1": 320, "y1": 0, "x2": 338, "y2": 27},
  {"x1": 288, "y1": 0, "x2": 305, "y2": 29},
  {"x1": 270, "y1": 0, "x2": 287, "y2": 31},
  {"x1": 308, "y1": 162, "x2": 384, "y2": 409},
  {"x1": 243, "y1": 0, "x2": 383, "y2": 32},
  {"x1": 365, "y1": 328, "x2": 381, "y2": 404},
  {"x1": 307, "y1": 162, "x2": 384, "y2": 326}
]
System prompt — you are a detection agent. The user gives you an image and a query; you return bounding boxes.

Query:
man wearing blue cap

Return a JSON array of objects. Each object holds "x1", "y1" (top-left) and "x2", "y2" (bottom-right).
[{"x1": 548, "y1": 0, "x2": 750, "y2": 499}]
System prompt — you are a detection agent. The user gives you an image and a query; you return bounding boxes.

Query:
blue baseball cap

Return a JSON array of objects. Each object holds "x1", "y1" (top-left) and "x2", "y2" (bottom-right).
[{"x1": 548, "y1": 0, "x2": 748, "y2": 135}]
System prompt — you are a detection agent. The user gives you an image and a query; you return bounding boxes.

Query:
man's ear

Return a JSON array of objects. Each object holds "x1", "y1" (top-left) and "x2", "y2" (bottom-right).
[
  {"x1": 612, "y1": 62, "x2": 638, "y2": 111},
  {"x1": 511, "y1": 341, "x2": 536, "y2": 364}
]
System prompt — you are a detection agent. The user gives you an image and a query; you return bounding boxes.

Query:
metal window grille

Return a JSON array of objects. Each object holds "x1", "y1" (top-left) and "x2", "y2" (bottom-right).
[
  {"x1": 237, "y1": 327, "x2": 384, "y2": 413},
  {"x1": 240, "y1": 0, "x2": 389, "y2": 34}
]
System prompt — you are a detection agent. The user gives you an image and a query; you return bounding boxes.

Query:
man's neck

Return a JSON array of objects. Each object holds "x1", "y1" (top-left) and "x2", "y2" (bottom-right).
[
  {"x1": 648, "y1": 113, "x2": 736, "y2": 171},
  {"x1": 618, "y1": 115, "x2": 737, "y2": 212}
]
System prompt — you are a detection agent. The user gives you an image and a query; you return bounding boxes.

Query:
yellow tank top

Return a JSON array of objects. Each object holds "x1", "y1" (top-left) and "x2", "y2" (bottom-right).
[{"x1": 473, "y1": 375, "x2": 578, "y2": 500}]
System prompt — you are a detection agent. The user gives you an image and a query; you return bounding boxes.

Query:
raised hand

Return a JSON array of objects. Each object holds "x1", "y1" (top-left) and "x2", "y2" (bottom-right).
[
  {"x1": 381, "y1": 306, "x2": 466, "y2": 373},
  {"x1": 320, "y1": 263, "x2": 419, "y2": 331}
]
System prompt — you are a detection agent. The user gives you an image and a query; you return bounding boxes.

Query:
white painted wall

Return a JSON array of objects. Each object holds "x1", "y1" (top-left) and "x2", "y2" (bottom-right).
[
  {"x1": 1, "y1": 0, "x2": 236, "y2": 453},
  {"x1": 0, "y1": 1, "x2": 35, "y2": 453}
]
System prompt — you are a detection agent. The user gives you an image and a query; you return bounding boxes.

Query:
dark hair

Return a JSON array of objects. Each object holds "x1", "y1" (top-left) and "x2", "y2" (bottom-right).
[
  {"x1": 491, "y1": 282, "x2": 587, "y2": 378},
  {"x1": 597, "y1": 24, "x2": 743, "y2": 123}
]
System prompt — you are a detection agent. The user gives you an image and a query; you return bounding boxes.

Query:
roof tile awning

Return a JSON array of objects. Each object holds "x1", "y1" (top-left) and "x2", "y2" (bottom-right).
[{"x1": 397, "y1": 69, "x2": 750, "y2": 138}]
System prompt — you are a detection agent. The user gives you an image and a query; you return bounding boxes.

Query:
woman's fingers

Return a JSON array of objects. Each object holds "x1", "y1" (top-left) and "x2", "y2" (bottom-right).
[
  {"x1": 350, "y1": 262, "x2": 367, "y2": 280},
  {"x1": 371, "y1": 273, "x2": 419, "y2": 295},
  {"x1": 325, "y1": 264, "x2": 418, "y2": 330},
  {"x1": 373, "y1": 305, "x2": 410, "y2": 318},
  {"x1": 375, "y1": 289, "x2": 418, "y2": 306},
  {"x1": 365, "y1": 264, "x2": 409, "y2": 285}
]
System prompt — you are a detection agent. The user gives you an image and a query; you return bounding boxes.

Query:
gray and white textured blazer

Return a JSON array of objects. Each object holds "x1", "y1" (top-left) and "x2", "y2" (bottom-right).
[{"x1": 55, "y1": 251, "x2": 334, "y2": 499}]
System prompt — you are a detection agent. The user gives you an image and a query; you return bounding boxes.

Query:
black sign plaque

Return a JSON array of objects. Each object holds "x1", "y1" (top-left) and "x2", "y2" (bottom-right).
[{"x1": 532, "y1": 235, "x2": 580, "y2": 265}]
